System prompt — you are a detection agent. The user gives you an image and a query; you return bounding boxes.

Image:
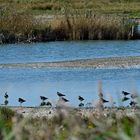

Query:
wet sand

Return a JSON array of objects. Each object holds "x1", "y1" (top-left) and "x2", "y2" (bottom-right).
[{"x1": 0, "y1": 56, "x2": 140, "y2": 68}]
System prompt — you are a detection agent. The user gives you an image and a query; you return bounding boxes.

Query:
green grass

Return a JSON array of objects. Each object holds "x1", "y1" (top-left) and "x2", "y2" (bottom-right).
[{"x1": 1, "y1": 0, "x2": 140, "y2": 17}]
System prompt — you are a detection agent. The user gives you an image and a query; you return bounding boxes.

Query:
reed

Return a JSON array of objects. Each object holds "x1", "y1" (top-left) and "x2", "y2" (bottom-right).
[
  {"x1": 49, "y1": 11, "x2": 134, "y2": 40},
  {"x1": 0, "y1": 1, "x2": 137, "y2": 43},
  {"x1": 0, "y1": 13, "x2": 35, "y2": 34}
]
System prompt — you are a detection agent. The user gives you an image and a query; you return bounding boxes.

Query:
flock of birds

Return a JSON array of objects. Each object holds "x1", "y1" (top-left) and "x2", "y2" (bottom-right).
[
  {"x1": 121, "y1": 91, "x2": 138, "y2": 107},
  {"x1": 1, "y1": 90, "x2": 139, "y2": 108}
]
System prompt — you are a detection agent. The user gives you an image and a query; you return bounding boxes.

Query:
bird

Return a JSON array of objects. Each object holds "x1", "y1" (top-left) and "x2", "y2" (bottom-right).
[
  {"x1": 4, "y1": 92, "x2": 8, "y2": 99},
  {"x1": 122, "y1": 91, "x2": 130, "y2": 96},
  {"x1": 122, "y1": 97, "x2": 130, "y2": 102},
  {"x1": 61, "y1": 97, "x2": 69, "y2": 102},
  {"x1": 46, "y1": 101, "x2": 52, "y2": 107},
  {"x1": 4, "y1": 100, "x2": 8, "y2": 106},
  {"x1": 79, "y1": 103, "x2": 84, "y2": 107},
  {"x1": 40, "y1": 96, "x2": 48, "y2": 101},
  {"x1": 78, "y1": 96, "x2": 84, "y2": 102},
  {"x1": 40, "y1": 101, "x2": 46, "y2": 106},
  {"x1": 57, "y1": 92, "x2": 65, "y2": 97},
  {"x1": 18, "y1": 98, "x2": 26, "y2": 106},
  {"x1": 101, "y1": 98, "x2": 109, "y2": 103},
  {"x1": 130, "y1": 101, "x2": 137, "y2": 107}
]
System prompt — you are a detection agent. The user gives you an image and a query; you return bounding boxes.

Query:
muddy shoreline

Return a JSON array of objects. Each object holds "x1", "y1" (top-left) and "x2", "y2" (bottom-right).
[{"x1": 0, "y1": 56, "x2": 140, "y2": 68}]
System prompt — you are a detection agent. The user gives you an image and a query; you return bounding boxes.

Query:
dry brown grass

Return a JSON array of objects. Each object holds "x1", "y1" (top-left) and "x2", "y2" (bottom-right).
[{"x1": 49, "y1": 14, "x2": 133, "y2": 40}]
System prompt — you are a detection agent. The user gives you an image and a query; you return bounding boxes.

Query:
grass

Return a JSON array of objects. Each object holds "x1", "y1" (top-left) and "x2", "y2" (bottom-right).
[
  {"x1": 1, "y1": 0, "x2": 140, "y2": 17},
  {"x1": 0, "y1": 0, "x2": 139, "y2": 42},
  {"x1": 0, "y1": 107, "x2": 139, "y2": 140}
]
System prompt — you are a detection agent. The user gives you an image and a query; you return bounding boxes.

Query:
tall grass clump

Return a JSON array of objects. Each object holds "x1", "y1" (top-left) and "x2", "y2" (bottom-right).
[
  {"x1": 0, "y1": 14, "x2": 35, "y2": 34},
  {"x1": 49, "y1": 10, "x2": 135, "y2": 40},
  {"x1": 0, "y1": 7, "x2": 37, "y2": 43}
]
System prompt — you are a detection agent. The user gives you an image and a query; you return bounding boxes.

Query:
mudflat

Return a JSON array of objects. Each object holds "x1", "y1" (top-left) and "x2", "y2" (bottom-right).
[{"x1": 0, "y1": 56, "x2": 140, "y2": 68}]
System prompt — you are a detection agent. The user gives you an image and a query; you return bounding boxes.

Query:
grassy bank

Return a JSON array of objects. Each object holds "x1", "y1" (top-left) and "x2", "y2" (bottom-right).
[
  {"x1": 0, "y1": 0, "x2": 139, "y2": 43},
  {"x1": 1, "y1": 0, "x2": 140, "y2": 17},
  {"x1": 0, "y1": 107, "x2": 140, "y2": 140}
]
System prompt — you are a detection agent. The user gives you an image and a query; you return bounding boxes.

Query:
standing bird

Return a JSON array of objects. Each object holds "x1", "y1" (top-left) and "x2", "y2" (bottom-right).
[
  {"x1": 4, "y1": 100, "x2": 8, "y2": 106},
  {"x1": 4, "y1": 92, "x2": 8, "y2": 99},
  {"x1": 4, "y1": 92, "x2": 9, "y2": 106},
  {"x1": 79, "y1": 103, "x2": 84, "y2": 108},
  {"x1": 122, "y1": 97, "x2": 130, "y2": 102},
  {"x1": 40, "y1": 96, "x2": 48, "y2": 101},
  {"x1": 57, "y1": 92, "x2": 65, "y2": 97},
  {"x1": 101, "y1": 98, "x2": 109, "y2": 103},
  {"x1": 122, "y1": 91, "x2": 130, "y2": 96},
  {"x1": 18, "y1": 98, "x2": 26, "y2": 106},
  {"x1": 130, "y1": 101, "x2": 137, "y2": 107},
  {"x1": 78, "y1": 96, "x2": 84, "y2": 108},
  {"x1": 62, "y1": 97, "x2": 69, "y2": 102},
  {"x1": 46, "y1": 101, "x2": 52, "y2": 107},
  {"x1": 40, "y1": 96, "x2": 48, "y2": 107},
  {"x1": 40, "y1": 101, "x2": 46, "y2": 106},
  {"x1": 78, "y1": 96, "x2": 84, "y2": 102}
]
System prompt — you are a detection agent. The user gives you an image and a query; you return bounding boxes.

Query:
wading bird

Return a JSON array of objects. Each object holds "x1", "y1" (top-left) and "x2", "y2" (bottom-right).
[
  {"x1": 4, "y1": 92, "x2": 9, "y2": 106},
  {"x1": 18, "y1": 98, "x2": 26, "y2": 106},
  {"x1": 101, "y1": 98, "x2": 109, "y2": 103},
  {"x1": 4, "y1": 100, "x2": 8, "y2": 106},
  {"x1": 40, "y1": 101, "x2": 46, "y2": 106},
  {"x1": 122, "y1": 97, "x2": 130, "y2": 102},
  {"x1": 130, "y1": 101, "x2": 137, "y2": 107},
  {"x1": 40, "y1": 96, "x2": 48, "y2": 101},
  {"x1": 122, "y1": 91, "x2": 130, "y2": 96},
  {"x1": 57, "y1": 92, "x2": 65, "y2": 97},
  {"x1": 4, "y1": 92, "x2": 8, "y2": 99},
  {"x1": 62, "y1": 97, "x2": 69, "y2": 102},
  {"x1": 79, "y1": 103, "x2": 84, "y2": 108},
  {"x1": 78, "y1": 96, "x2": 84, "y2": 102},
  {"x1": 46, "y1": 101, "x2": 52, "y2": 107}
]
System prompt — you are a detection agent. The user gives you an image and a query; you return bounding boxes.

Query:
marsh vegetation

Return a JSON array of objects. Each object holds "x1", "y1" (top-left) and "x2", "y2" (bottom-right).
[{"x1": 0, "y1": 0, "x2": 139, "y2": 43}]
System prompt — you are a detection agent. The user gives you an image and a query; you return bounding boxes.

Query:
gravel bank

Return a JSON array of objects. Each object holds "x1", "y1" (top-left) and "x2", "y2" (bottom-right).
[{"x1": 10, "y1": 106, "x2": 140, "y2": 118}]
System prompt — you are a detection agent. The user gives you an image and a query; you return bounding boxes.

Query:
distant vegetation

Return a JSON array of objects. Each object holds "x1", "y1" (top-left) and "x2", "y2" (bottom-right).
[
  {"x1": 0, "y1": 0, "x2": 139, "y2": 43},
  {"x1": 1, "y1": 0, "x2": 140, "y2": 17}
]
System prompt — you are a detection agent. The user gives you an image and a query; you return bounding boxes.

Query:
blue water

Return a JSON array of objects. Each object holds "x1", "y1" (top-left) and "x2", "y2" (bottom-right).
[
  {"x1": 0, "y1": 41, "x2": 140, "y2": 107},
  {"x1": 0, "y1": 40, "x2": 140, "y2": 63}
]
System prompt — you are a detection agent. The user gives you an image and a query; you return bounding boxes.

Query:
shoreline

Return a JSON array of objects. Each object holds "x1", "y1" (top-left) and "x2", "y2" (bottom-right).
[
  {"x1": 0, "y1": 56, "x2": 140, "y2": 69},
  {"x1": 8, "y1": 106, "x2": 140, "y2": 118}
]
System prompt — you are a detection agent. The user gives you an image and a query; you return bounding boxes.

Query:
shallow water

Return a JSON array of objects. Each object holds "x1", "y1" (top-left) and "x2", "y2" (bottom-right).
[
  {"x1": 0, "y1": 41, "x2": 140, "y2": 106},
  {"x1": 0, "y1": 67, "x2": 139, "y2": 107},
  {"x1": 1, "y1": 40, "x2": 140, "y2": 63}
]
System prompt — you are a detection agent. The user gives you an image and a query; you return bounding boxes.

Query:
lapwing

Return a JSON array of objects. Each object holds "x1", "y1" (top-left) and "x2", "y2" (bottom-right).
[{"x1": 18, "y1": 98, "x2": 26, "y2": 106}]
